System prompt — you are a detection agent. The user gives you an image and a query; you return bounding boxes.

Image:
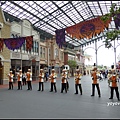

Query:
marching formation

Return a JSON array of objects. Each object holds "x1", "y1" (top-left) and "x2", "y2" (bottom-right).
[{"x1": 6, "y1": 66, "x2": 120, "y2": 101}]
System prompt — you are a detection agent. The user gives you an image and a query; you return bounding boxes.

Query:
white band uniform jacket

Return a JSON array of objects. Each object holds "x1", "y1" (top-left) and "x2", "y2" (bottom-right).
[
  {"x1": 39, "y1": 73, "x2": 44, "y2": 82},
  {"x1": 61, "y1": 73, "x2": 67, "y2": 83},
  {"x1": 8, "y1": 74, "x2": 14, "y2": 82},
  {"x1": 74, "y1": 73, "x2": 82, "y2": 84},
  {"x1": 49, "y1": 73, "x2": 57, "y2": 83},
  {"x1": 109, "y1": 74, "x2": 118, "y2": 87},
  {"x1": 17, "y1": 73, "x2": 22, "y2": 81},
  {"x1": 26, "y1": 72, "x2": 32, "y2": 81},
  {"x1": 91, "y1": 71, "x2": 99, "y2": 84}
]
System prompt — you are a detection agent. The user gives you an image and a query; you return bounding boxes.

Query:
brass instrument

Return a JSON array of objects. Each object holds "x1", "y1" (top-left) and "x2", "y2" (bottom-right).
[
  {"x1": 39, "y1": 73, "x2": 44, "y2": 82},
  {"x1": 62, "y1": 73, "x2": 66, "y2": 83},
  {"x1": 75, "y1": 74, "x2": 80, "y2": 84},
  {"x1": 49, "y1": 74, "x2": 54, "y2": 82},
  {"x1": 26, "y1": 72, "x2": 30, "y2": 81},
  {"x1": 7, "y1": 74, "x2": 13, "y2": 82}
]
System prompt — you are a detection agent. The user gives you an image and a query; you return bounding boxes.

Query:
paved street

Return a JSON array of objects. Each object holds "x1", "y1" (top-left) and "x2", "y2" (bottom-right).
[{"x1": 0, "y1": 75, "x2": 120, "y2": 119}]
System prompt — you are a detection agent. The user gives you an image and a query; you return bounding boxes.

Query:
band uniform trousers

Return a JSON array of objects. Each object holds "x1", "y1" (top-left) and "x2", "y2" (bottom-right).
[
  {"x1": 109, "y1": 87, "x2": 119, "y2": 100},
  {"x1": 9, "y1": 82, "x2": 13, "y2": 90},
  {"x1": 91, "y1": 84, "x2": 101, "y2": 96},
  {"x1": 75, "y1": 84, "x2": 82, "y2": 95},
  {"x1": 38, "y1": 82, "x2": 44, "y2": 91},
  {"x1": 18, "y1": 81, "x2": 22, "y2": 90},
  {"x1": 27, "y1": 81, "x2": 32, "y2": 90},
  {"x1": 61, "y1": 83, "x2": 67, "y2": 93},
  {"x1": 50, "y1": 82, "x2": 57, "y2": 92}
]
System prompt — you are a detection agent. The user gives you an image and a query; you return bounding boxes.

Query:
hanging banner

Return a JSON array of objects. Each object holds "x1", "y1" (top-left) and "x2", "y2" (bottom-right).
[
  {"x1": 25, "y1": 36, "x2": 33, "y2": 52},
  {"x1": 0, "y1": 38, "x2": 4, "y2": 52},
  {"x1": 55, "y1": 28, "x2": 65, "y2": 48},
  {"x1": 4, "y1": 37, "x2": 25, "y2": 51},
  {"x1": 66, "y1": 16, "x2": 111, "y2": 40},
  {"x1": 114, "y1": 13, "x2": 120, "y2": 30}
]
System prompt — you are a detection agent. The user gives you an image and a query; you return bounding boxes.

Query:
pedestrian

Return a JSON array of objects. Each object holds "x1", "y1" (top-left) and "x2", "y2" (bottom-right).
[
  {"x1": 16, "y1": 69, "x2": 22, "y2": 90},
  {"x1": 61, "y1": 69, "x2": 67, "y2": 93},
  {"x1": 49, "y1": 67, "x2": 57, "y2": 93},
  {"x1": 66, "y1": 69, "x2": 70, "y2": 91},
  {"x1": 45, "y1": 72, "x2": 49, "y2": 82},
  {"x1": 7, "y1": 70, "x2": 14, "y2": 90},
  {"x1": 74, "y1": 68, "x2": 82, "y2": 95},
  {"x1": 91, "y1": 67, "x2": 101, "y2": 97},
  {"x1": 109, "y1": 69, "x2": 120, "y2": 101},
  {"x1": 26, "y1": 69, "x2": 32, "y2": 90},
  {"x1": 22, "y1": 72, "x2": 26, "y2": 85},
  {"x1": 38, "y1": 69, "x2": 44, "y2": 91}
]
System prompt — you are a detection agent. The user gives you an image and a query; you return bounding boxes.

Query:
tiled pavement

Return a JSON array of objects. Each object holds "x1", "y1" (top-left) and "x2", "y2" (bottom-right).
[{"x1": 0, "y1": 75, "x2": 120, "y2": 119}]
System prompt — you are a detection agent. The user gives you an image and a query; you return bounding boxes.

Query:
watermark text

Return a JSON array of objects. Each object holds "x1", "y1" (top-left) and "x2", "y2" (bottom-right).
[{"x1": 107, "y1": 102, "x2": 120, "y2": 106}]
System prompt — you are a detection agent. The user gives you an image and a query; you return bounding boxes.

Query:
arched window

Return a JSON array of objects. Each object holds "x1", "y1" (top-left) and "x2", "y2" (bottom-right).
[{"x1": 55, "y1": 48, "x2": 58, "y2": 58}]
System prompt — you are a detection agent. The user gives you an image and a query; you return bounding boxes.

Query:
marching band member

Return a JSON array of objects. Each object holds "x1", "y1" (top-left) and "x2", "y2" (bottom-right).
[
  {"x1": 49, "y1": 67, "x2": 57, "y2": 92},
  {"x1": 16, "y1": 69, "x2": 22, "y2": 90},
  {"x1": 61, "y1": 69, "x2": 67, "y2": 93},
  {"x1": 38, "y1": 69, "x2": 45, "y2": 91},
  {"x1": 91, "y1": 67, "x2": 101, "y2": 97},
  {"x1": 107, "y1": 70, "x2": 112, "y2": 86},
  {"x1": 109, "y1": 69, "x2": 120, "y2": 101},
  {"x1": 74, "y1": 67, "x2": 82, "y2": 95},
  {"x1": 26, "y1": 69, "x2": 32, "y2": 90},
  {"x1": 7, "y1": 70, "x2": 14, "y2": 90}
]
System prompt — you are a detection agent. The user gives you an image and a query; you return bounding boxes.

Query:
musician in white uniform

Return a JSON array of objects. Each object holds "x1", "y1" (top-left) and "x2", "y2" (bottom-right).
[
  {"x1": 7, "y1": 70, "x2": 14, "y2": 90},
  {"x1": 49, "y1": 67, "x2": 57, "y2": 92},
  {"x1": 16, "y1": 69, "x2": 22, "y2": 90}
]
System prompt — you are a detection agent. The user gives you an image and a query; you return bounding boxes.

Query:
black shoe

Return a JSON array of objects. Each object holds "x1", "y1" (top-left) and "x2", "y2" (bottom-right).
[
  {"x1": 109, "y1": 98, "x2": 113, "y2": 99},
  {"x1": 74, "y1": 93, "x2": 78, "y2": 94},
  {"x1": 17, "y1": 89, "x2": 20, "y2": 90},
  {"x1": 8, "y1": 89, "x2": 11, "y2": 90},
  {"x1": 27, "y1": 89, "x2": 30, "y2": 90},
  {"x1": 61, "y1": 92, "x2": 63, "y2": 93},
  {"x1": 49, "y1": 91, "x2": 53, "y2": 92},
  {"x1": 99, "y1": 95, "x2": 101, "y2": 97},
  {"x1": 118, "y1": 98, "x2": 120, "y2": 101},
  {"x1": 91, "y1": 95, "x2": 94, "y2": 96},
  {"x1": 38, "y1": 90, "x2": 40, "y2": 91},
  {"x1": 81, "y1": 93, "x2": 82, "y2": 95}
]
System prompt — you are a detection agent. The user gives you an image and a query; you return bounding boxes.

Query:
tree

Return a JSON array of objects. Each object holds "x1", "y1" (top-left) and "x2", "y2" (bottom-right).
[
  {"x1": 67, "y1": 60, "x2": 77, "y2": 76},
  {"x1": 101, "y1": 3, "x2": 120, "y2": 48},
  {"x1": 67, "y1": 60, "x2": 77, "y2": 69}
]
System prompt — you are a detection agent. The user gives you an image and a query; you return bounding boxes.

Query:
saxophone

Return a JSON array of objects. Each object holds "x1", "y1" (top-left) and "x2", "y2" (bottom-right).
[
  {"x1": 75, "y1": 74, "x2": 80, "y2": 84},
  {"x1": 62, "y1": 73, "x2": 66, "y2": 83},
  {"x1": 39, "y1": 73, "x2": 43, "y2": 82},
  {"x1": 26, "y1": 72, "x2": 30, "y2": 81},
  {"x1": 49, "y1": 74, "x2": 54, "y2": 83}
]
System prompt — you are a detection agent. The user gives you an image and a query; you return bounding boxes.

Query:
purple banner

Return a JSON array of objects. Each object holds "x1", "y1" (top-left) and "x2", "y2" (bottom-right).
[
  {"x1": 4, "y1": 37, "x2": 25, "y2": 51},
  {"x1": 114, "y1": 13, "x2": 120, "y2": 29},
  {"x1": 55, "y1": 28, "x2": 65, "y2": 48}
]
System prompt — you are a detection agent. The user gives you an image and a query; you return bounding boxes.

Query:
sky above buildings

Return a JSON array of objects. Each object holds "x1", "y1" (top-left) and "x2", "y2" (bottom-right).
[{"x1": 84, "y1": 40, "x2": 120, "y2": 67}]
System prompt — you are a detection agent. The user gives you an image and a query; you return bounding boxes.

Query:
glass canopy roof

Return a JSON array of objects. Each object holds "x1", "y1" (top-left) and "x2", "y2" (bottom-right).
[{"x1": 0, "y1": 1, "x2": 120, "y2": 47}]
